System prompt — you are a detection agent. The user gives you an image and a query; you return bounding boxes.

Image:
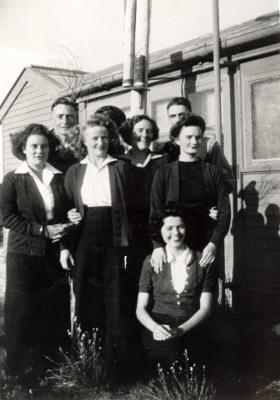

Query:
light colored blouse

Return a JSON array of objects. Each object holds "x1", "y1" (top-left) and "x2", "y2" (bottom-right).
[
  {"x1": 80, "y1": 156, "x2": 117, "y2": 207},
  {"x1": 15, "y1": 161, "x2": 61, "y2": 221},
  {"x1": 166, "y1": 246, "x2": 192, "y2": 294}
]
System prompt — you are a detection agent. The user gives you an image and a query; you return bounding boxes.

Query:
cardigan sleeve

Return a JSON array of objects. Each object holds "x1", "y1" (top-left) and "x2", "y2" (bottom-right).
[
  {"x1": 208, "y1": 166, "x2": 231, "y2": 246},
  {"x1": 150, "y1": 168, "x2": 167, "y2": 249},
  {"x1": 139, "y1": 256, "x2": 153, "y2": 293},
  {"x1": 64, "y1": 165, "x2": 76, "y2": 207},
  {"x1": 206, "y1": 140, "x2": 235, "y2": 194},
  {"x1": 2, "y1": 172, "x2": 43, "y2": 236}
]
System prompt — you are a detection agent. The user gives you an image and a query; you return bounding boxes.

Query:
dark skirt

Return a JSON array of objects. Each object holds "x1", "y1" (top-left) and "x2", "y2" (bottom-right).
[
  {"x1": 74, "y1": 207, "x2": 130, "y2": 370},
  {"x1": 142, "y1": 312, "x2": 214, "y2": 371},
  {"x1": 5, "y1": 243, "x2": 70, "y2": 377}
]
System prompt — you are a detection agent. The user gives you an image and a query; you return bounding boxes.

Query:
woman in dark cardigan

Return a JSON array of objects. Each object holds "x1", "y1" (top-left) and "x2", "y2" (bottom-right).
[
  {"x1": 2, "y1": 124, "x2": 72, "y2": 382},
  {"x1": 137, "y1": 204, "x2": 216, "y2": 369},
  {"x1": 119, "y1": 115, "x2": 169, "y2": 307},
  {"x1": 150, "y1": 115, "x2": 231, "y2": 270},
  {"x1": 64, "y1": 114, "x2": 140, "y2": 373}
]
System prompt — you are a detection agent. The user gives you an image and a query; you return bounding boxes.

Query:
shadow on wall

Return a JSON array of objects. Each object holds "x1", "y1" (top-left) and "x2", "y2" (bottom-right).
[{"x1": 230, "y1": 181, "x2": 280, "y2": 323}]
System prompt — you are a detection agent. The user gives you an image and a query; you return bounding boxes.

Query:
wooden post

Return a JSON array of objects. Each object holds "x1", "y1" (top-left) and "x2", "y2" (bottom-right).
[
  {"x1": 212, "y1": 0, "x2": 222, "y2": 144},
  {"x1": 131, "y1": 0, "x2": 151, "y2": 115},
  {"x1": 123, "y1": 0, "x2": 137, "y2": 88}
]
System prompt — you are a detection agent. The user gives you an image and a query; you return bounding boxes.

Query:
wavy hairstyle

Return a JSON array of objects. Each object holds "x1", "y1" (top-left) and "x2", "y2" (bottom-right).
[
  {"x1": 80, "y1": 113, "x2": 121, "y2": 156},
  {"x1": 149, "y1": 202, "x2": 192, "y2": 248},
  {"x1": 170, "y1": 114, "x2": 206, "y2": 139},
  {"x1": 10, "y1": 123, "x2": 60, "y2": 161},
  {"x1": 119, "y1": 114, "x2": 159, "y2": 146}
]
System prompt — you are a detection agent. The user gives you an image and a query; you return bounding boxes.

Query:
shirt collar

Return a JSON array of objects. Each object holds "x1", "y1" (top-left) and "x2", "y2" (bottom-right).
[
  {"x1": 15, "y1": 161, "x2": 62, "y2": 175},
  {"x1": 126, "y1": 149, "x2": 164, "y2": 168},
  {"x1": 80, "y1": 155, "x2": 117, "y2": 170},
  {"x1": 166, "y1": 245, "x2": 195, "y2": 265}
]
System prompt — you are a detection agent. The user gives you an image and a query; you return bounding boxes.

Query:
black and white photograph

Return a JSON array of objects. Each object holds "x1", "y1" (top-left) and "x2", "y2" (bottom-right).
[{"x1": 0, "y1": 1, "x2": 279, "y2": 398}]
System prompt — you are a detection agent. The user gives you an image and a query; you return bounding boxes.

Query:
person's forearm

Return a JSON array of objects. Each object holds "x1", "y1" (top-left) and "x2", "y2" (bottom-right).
[
  {"x1": 136, "y1": 307, "x2": 159, "y2": 333},
  {"x1": 178, "y1": 307, "x2": 211, "y2": 334}
]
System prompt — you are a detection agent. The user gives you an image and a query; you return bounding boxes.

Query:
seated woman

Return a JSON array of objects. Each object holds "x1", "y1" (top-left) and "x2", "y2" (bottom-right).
[
  {"x1": 64, "y1": 114, "x2": 139, "y2": 373},
  {"x1": 2, "y1": 124, "x2": 72, "y2": 383},
  {"x1": 136, "y1": 204, "x2": 216, "y2": 369}
]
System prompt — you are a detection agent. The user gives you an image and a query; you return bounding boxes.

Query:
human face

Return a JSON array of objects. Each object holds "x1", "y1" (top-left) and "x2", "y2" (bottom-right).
[
  {"x1": 52, "y1": 104, "x2": 77, "y2": 142},
  {"x1": 84, "y1": 125, "x2": 109, "y2": 160},
  {"x1": 23, "y1": 134, "x2": 49, "y2": 170},
  {"x1": 167, "y1": 105, "x2": 191, "y2": 125},
  {"x1": 161, "y1": 216, "x2": 186, "y2": 249},
  {"x1": 131, "y1": 119, "x2": 154, "y2": 151},
  {"x1": 175, "y1": 126, "x2": 203, "y2": 158}
]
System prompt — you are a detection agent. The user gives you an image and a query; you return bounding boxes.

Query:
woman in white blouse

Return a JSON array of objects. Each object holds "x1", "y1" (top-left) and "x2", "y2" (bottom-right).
[
  {"x1": 136, "y1": 203, "x2": 216, "y2": 370},
  {"x1": 64, "y1": 114, "x2": 139, "y2": 374},
  {"x1": 2, "y1": 124, "x2": 72, "y2": 383}
]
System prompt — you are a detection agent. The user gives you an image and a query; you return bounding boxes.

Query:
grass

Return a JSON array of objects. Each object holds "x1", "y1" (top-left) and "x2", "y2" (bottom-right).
[{"x1": 45, "y1": 320, "x2": 107, "y2": 397}]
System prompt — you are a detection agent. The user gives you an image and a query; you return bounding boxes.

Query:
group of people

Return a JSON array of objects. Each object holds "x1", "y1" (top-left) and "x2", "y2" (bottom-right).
[{"x1": 2, "y1": 95, "x2": 232, "y2": 383}]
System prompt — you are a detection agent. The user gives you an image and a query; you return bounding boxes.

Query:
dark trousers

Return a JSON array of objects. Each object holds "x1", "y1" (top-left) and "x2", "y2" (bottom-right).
[
  {"x1": 5, "y1": 247, "x2": 70, "y2": 378},
  {"x1": 74, "y1": 207, "x2": 129, "y2": 371}
]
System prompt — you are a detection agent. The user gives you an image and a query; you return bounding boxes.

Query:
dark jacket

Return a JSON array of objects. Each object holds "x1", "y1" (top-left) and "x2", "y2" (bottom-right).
[
  {"x1": 64, "y1": 159, "x2": 141, "y2": 247},
  {"x1": 150, "y1": 160, "x2": 231, "y2": 247},
  {"x1": 154, "y1": 137, "x2": 235, "y2": 193},
  {"x1": 2, "y1": 171, "x2": 69, "y2": 256}
]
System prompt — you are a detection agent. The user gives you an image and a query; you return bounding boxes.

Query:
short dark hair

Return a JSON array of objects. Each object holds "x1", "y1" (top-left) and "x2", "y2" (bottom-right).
[
  {"x1": 10, "y1": 124, "x2": 59, "y2": 161},
  {"x1": 119, "y1": 114, "x2": 159, "y2": 145},
  {"x1": 150, "y1": 203, "x2": 191, "y2": 247},
  {"x1": 51, "y1": 96, "x2": 78, "y2": 112},
  {"x1": 170, "y1": 114, "x2": 206, "y2": 139},
  {"x1": 167, "y1": 97, "x2": 192, "y2": 113},
  {"x1": 81, "y1": 113, "x2": 120, "y2": 156},
  {"x1": 95, "y1": 105, "x2": 126, "y2": 128}
]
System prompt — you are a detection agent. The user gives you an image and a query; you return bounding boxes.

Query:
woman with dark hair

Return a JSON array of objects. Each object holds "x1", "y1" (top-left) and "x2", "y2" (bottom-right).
[
  {"x1": 64, "y1": 114, "x2": 139, "y2": 373},
  {"x1": 120, "y1": 114, "x2": 168, "y2": 195},
  {"x1": 2, "y1": 124, "x2": 72, "y2": 382},
  {"x1": 137, "y1": 204, "x2": 216, "y2": 369},
  {"x1": 150, "y1": 114, "x2": 231, "y2": 270},
  {"x1": 119, "y1": 115, "x2": 169, "y2": 336}
]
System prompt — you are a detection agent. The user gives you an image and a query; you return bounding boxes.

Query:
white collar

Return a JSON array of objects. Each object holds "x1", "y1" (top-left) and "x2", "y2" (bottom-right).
[
  {"x1": 80, "y1": 155, "x2": 117, "y2": 170},
  {"x1": 126, "y1": 149, "x2": 164, "y2": 168},
  {"x1": 15, "y1": 161, "x2": 62, "y2": 175},
  {"x1": 166, "y1": 245, "x2": 193, "y2": 265}
]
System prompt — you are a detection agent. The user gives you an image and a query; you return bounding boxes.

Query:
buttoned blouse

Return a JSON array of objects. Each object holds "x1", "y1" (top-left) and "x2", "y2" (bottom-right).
[
  {"x1": 166, "y1": 246, "x2": 191, "y2": 294},
  {"x1": 15, "y1": 161, "x2": 61, "y2": 221},
  {"x1": 139, "y1": 250, "x2": 216, "y2": 319},
  {"x1": 80, "y1": 156, "x2": 117, "y2": 207}
]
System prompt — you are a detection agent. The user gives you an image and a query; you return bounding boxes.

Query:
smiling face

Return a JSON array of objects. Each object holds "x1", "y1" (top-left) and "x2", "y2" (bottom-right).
[
  {"x1": 167, "y1": 104, "x2": 191, "y2": 126},
  {"x1": 84, "y1": 125, "x2": 110, "y2": 160},
  {"x1": 161, "y1": 216, "x2": 186, "y2": 249},
  {"x1": 175, "y1": 125, "x2": 203, "y2": 158},
  {"x1": 23, "y1": 134, "x2": 49, "y2": 170},
  {"x1": 131, "y1": 119, "x2": 154, "y2": 151},
  {"x1": 52, "y1": 104, "x2": 77, "y2": 143}
]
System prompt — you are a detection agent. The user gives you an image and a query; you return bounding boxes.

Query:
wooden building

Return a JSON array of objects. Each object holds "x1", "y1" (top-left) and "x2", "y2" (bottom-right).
[{"x1": 0, "y1": 12, "x2": 279, "y2": 321}]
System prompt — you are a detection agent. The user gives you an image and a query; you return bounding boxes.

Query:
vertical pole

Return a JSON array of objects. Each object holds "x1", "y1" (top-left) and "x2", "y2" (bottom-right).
[
  {"x1": 131, "y1": 0, "x2": 151, "y2": 115},
  {"x1": 123, "y1": 0, "x2": 137, "y2": 87},
  {"x1": 212, "y1": 0, "x2": 222, "y2": 144}
]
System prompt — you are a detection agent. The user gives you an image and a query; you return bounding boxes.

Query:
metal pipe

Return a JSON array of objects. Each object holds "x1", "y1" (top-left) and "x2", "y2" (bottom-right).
[
  {"x1": 123, "y1": 0, "x2": 137, "y2": 87},
  {"x1": 212, "y1": 0, "x2": 222, "y2": 144},
  {"x1": 69, "y1": 14, "x2": 279, "y2": 97},
  {"x1": 130, "y1": 0, "x2": 151, "y2": 115}
]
